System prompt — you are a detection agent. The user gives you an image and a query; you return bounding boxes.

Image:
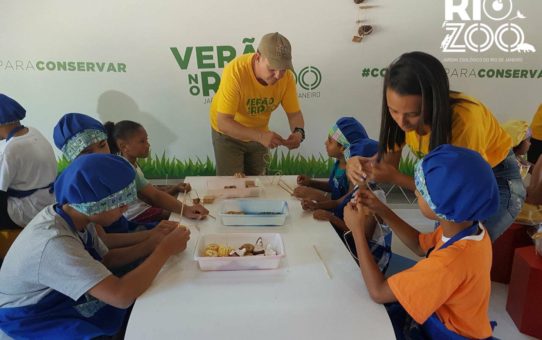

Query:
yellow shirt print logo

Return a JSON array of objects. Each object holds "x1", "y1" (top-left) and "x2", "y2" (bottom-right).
[{"x1": 246, "y1": 97, "x2": 277, "y2": 116}]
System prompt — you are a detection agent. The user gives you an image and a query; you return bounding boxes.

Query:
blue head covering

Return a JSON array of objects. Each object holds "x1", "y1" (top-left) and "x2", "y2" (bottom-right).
[
  {"x1": 0, "y1": 94, "x2": 26, "y2": 125},
  {"x1": 414, "y1": 144, "x2": 499, "y2": 222},
  {"x1": 347, "y1": 139, "x2": 379, "y2": 159},
  {"x1": 55, "y1": 154, "x2": 137, "y2": 216},
  {"x1": 329, "y1": 117, "x2": 377, "y2": 159},
  {"x1": 53, "y1": 113, "x2": 108, "y2": 162}
]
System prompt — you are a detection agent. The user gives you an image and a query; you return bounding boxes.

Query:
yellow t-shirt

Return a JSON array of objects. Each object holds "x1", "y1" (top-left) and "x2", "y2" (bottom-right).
[
  {"x1": 209, "y1": 53, "x2": 300, "y2": 133},
  {"x1": 405, "y1": 93, "x2": 511, "y2": 167},
  {"x1": 530, "y1": 104, "x2": 542, "y2": 140},
  {"x1": 388, "y1": 225, "x2": 492, "y2": 339}
]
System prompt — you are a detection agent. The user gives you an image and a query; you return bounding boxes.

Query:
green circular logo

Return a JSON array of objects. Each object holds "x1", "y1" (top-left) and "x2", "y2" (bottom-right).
[{"x1": 296, "y1": 66, "x2": 322, "y2": 91}]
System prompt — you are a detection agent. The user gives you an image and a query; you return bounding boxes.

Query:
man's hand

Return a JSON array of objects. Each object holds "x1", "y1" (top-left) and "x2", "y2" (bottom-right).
[
  {"x1": 282, "y1": 131, "x2": 303, "y2": 150},
  {"x1": 259, "y1": 131, "x2": 285, "y2": 149}
]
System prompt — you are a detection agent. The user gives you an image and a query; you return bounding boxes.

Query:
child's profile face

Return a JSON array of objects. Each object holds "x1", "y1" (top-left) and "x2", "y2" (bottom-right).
[
  {"x1": 415, "y1": 190, "x2": 438, "y2": 221},
  {"x1": 90, "y1": 205, "x2": 129, "y2": 227},
  {"x1": 122, "y1": 127, "x2": 150, "y2": 158},
  {"x1": 325, "y1": 136, "x2": 344, "y2": 158},
  {"x1": 79, "y1": 140, "x2": 110, "y2": 156}
]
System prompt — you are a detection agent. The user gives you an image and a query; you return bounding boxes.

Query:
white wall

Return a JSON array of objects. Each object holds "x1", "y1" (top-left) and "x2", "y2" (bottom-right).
[{"x1": 1, "y1": 0, "x2": 540, "y2": 159}]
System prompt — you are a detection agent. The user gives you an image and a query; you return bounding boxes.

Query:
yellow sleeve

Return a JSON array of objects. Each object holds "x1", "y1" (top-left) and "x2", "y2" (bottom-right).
[
  {"x1": 216, "y1": 63, "x2": 240, "y2": 115},
  {"x1": 280, "y1": 71, "x2": 301, "y2": 114}
]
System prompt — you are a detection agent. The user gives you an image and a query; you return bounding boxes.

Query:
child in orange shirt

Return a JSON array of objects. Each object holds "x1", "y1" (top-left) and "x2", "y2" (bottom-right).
[{"x1": 345, "y1": 144, "x2": 498, "y2": 339}]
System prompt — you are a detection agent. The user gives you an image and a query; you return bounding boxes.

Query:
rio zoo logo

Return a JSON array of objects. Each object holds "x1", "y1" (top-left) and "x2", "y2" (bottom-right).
[
  {"x1": 170, "y1": 38, "x2": 322, "y2": 100},
  {"x1": 441, "y1": 0, "x2": 536, "y2": 53}
]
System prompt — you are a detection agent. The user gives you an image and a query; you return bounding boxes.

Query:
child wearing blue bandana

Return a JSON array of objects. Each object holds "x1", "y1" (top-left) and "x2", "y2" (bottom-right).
[
  {"x1": 345, "y1": 144, "x2": 498, "y2": 339},
  {"x1": 0, "y1": 154, "x2": 191, "y2": 339},
  {"x1": 54, "y1": 113, "x2": 205, "y2": 227},
  {"x1": 294, "y1": 117, "x2": 375, "y2": 217},
  {"x1": 0, "y1": 94, "x2": 56, "y2": 229}
]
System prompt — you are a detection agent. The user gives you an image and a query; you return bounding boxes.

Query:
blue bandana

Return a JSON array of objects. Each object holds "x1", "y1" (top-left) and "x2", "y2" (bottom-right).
[
  {"x1": 329, "y1": 117, "x2": 377, "y2": 159},
  {"x1": 55, "y1": 154, "x2": 137, "y2": 216},
  {"x1": 0, "y1": 94, "x2": 26, "y2": 125},
  {"x1": 53, "y1": 113, "x2": 108, "y2": 161},
  {"x1": 414, "y1": 144, "x2": 499, "y2": 222},
  {"x1": 346, "y1": 139, "x2": 378, "y2": 160}
]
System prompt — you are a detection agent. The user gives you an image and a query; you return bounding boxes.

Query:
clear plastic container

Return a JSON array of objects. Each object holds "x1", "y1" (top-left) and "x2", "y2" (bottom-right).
[
  {"x1": 219, "y1": 199, "x2": 289, "y2": 226},
  {"x1": 194, "y1": 233, "x2": 285, "y2": 271}
]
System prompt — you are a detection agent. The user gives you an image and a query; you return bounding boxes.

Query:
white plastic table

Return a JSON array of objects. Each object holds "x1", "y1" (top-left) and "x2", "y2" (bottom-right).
[{"x1": 125, "y1": 176, "x2": 394, "y2": 339}]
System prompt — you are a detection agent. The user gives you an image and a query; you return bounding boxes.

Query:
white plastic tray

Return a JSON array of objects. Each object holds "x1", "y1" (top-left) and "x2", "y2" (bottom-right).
[
  {"x1": 219, "y1": 199, "x2": 289, "y2": 226},
  {"x1": 194, "y1": 233, "x2": 285, "y2": 271},
  {"x1": 206, "y1": 178, "x2": 263, "y2": 198}
]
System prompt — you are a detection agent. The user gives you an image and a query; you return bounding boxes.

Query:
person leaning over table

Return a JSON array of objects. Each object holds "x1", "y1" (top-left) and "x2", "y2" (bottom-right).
[
  {"x1": 346, "y1": 51, "x2": 525, "y2": 241},
  {"x1": 209, "y1": 32, "x2": 305, "y2": 176}
]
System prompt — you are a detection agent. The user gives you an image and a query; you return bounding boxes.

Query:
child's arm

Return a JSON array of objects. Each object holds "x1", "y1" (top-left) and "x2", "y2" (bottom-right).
[
  {"x1": 88, "y1": 226, "x2": 190, "y2": 309},
  {"x1": 95, "y1": 225, "x2": 150, "y2": 249},
  {"x1": 297, "y1": 175, "x2": 331, "y2": 192},
  {"x1": 99, "y1": 221, "x2": 179, "y2": 267},
  {"x1": 357, "y1": 187, "x2": 425, "y2": 257},
  {"x1": 312, "y1": 210, "x2": 349, "y2": 233},
  {"x1": 139, "y1": 184, "x2": 208, "y2": 219},
  {"x1": 344, "y1": 202, "x2": 396, "y2": 303},
  {"x1": 156, "y1": 182, "x2": 192, "y2": 197}
]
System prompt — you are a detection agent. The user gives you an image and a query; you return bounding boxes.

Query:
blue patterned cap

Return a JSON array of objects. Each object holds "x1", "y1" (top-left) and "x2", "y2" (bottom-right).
[
  {"x1": 0, "y1": 94, "x2": 26, "y2": 125},
  {"x1": 55, "y1": 154, "x2": 137, "y2": 216},
  {"x1": 53, "y1": 113, "x2": 107, "y2": 161},
  {"x1": 414, "y1": 144, "x2": 499, "y2": 222},
  {"x1": 329, "y1": 117, "x2": 376, "y2": 159}
]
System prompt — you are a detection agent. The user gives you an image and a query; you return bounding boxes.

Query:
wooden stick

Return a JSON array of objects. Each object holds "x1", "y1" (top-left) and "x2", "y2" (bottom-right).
[
  {"x1": 313, "y1": 245, "x2": 331, "y2": 279},
  {"x1": 179, "y1": 191, "x2": 188, "y2": 220},
  {"x1": 279, "y1": 179, "x2": 294, "y2": 193},
  {"x1": 278, "y1": 181, "x2": 293, "y2": 195},
  {"x1": 208, "y1": 213, "x2": 216, "y2": 220}
]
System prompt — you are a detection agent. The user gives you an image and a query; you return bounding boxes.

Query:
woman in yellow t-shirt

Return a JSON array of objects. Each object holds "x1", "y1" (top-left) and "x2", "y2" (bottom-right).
[{"x1": 347, "y1": 51, "x2": 525, "y2": 241}]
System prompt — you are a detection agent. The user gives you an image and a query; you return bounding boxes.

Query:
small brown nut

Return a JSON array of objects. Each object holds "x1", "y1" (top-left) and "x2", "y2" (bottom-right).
[{"x1": 240, "y1": 243, "x2": 255, "y2": 253}]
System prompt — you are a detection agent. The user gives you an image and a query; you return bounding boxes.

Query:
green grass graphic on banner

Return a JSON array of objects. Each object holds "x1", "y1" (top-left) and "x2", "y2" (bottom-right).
[{"x1": 57, "y1": 151, "x2": 417, "y2": 179}]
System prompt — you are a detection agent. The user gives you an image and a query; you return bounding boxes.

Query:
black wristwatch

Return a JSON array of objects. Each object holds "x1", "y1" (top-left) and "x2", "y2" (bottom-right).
[{"x1": 293, "y1": 127, "x2": 305, "y2": 142}]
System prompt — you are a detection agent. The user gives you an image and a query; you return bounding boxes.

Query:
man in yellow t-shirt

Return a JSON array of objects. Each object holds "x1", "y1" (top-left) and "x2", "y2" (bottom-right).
[{"x1": 209, "y1": 32, "x2": 305, "y2": 176}]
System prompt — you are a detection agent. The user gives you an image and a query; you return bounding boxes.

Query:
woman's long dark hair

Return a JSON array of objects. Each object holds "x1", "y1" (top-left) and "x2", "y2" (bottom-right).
[
  {"x1": 104, "y1": 120, "x2": 143, "y2": 155},
  {"x1": 378, "y1": 51, "x2": 452, "y2": 159}
]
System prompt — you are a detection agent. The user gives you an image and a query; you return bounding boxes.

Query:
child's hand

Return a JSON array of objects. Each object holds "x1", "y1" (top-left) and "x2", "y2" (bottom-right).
[
  {"x1": 356, "y1": 187, "x2": 390, "y2": 218},
  {"x1": 159, "y1": 226, "x2": 191, "y2": 256},
  {"x1": 293, "y1": 186, "x2": 321, "y2": 201},
  {"x1": 176, "y1": 182, "x2": 191, "y2": 193},
  {"x1": 184, "y1": 204, "x2": 209, "y2": 220},
  {"x1": 297, "y1": 175, "x2": 310, "y2": 186},
  {"x1": 301, "y1": 199, "x2": 318, "y2": 211},
  {"x1": 344, "y1": 201, "x2": 367, "y2": 233},
  {"x1": 152, "y1": 221, "x2": 178, "y2": 236},
  {"x1": 313, "y1": 209, "x2": 333, "y2": 221}
]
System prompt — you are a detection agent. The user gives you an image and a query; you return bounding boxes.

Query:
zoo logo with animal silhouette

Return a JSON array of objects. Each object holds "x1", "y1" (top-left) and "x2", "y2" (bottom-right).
[{"x1": 441, "y1": 0, "x2": 536, "y2": 54}]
